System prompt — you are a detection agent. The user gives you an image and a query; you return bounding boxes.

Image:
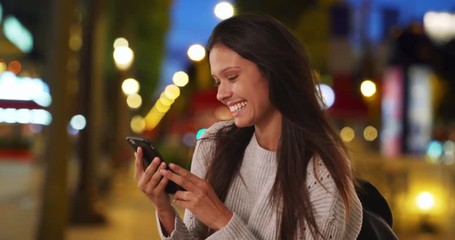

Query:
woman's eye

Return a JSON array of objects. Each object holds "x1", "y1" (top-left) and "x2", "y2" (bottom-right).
[
  {"x1": 227, "y1": 75, "x2": 238, "y2": 81},
  {"x1": 214, "y1": 81, "x2": 220, "y2": 87}
]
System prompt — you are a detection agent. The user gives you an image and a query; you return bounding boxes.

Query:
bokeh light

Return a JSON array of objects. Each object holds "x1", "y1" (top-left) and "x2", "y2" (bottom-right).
[
  {"x1": 187, "y1": 44, "x2": 206, "y2": 61},
  {"x1": 360, "y1": 80, "x2": 376, "y2": 97},
  {"x1": 7, "y1": 60, "x2": 21, "y2": 74},
  {"x1": 363, "y1": 126, "x2": 378, "y2": 141},
  {"x1": 113, "y1": 46, "x2": 134, "y2": 70},
  {"x1": 340, "y1": 126, "x2": 355, "y2": 142},
  {"x1": 163, "y1": 84, "x2": 180, "y2": 100},
  {"x1": 416, "y1": 192, "x2": 435, "y2": 211},
  {"x1": 122, "y1": 78, "x2": 140, "y2": 95},
  {"x1": 113, "y1": 37, "x2": 129, "y2": 48},
  {"x1": 0, "y1": 60, "x2": 7, "y2": 73},
  {"x1": 70, "y1": 114, "x2": 86, "y2": 130},
  {"x1": 318, "y1": 84, "x2": 335, "y2": 109},
  {"x1": 126, "y1": 93, "x2": 142, "y2": 109},
  {"x1": 424, "y1": 11, "x2": 455, "y2": 44},
  {"x1": 172, "y1": 71, "x2": 189, "y2": 87},
  {"x1": 214, "y1": 1, "x2": 235, "y2": 20},
  {"x1": 3, "y1": 16, "x2": 33, "y2": 53},
  {"x1": 130, "y1": 115, "x2": 146, "y2": 133},
  {"x1": 427, "y1": 141, "x2": 443, "y2": 162}
]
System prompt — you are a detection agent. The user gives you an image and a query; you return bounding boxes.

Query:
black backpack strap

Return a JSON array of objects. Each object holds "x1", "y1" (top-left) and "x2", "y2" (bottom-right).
[
  {"x1": 356, "y1": 179, "x2": 398, "y2": 240},
  {"x1": 356, "y1": 179, "x2": 393, "y2": 226}
]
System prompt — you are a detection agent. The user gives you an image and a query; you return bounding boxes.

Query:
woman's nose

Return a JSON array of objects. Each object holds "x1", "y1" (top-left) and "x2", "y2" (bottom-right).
[{"x1": 216, "y1": 81, "x2": 231, "y2": 103}]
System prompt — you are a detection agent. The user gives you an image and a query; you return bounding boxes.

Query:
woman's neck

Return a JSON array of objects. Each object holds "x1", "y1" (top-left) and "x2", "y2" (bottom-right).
[{"x1": 254, "y1": 115, "x2": 282, "y2": 152}]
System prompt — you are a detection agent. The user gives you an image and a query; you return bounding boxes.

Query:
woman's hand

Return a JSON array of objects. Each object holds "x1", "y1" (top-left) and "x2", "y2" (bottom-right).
[
  {"x1": 134, "y1": 147, "x2": 175, "y2": 233},
  {"x1": 160, "y1": 163, "x2": 233, "y2": 230}
]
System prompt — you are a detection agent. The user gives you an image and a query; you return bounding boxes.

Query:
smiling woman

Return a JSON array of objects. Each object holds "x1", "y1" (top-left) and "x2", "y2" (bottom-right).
[{"x1": 133, "y1": 13, "x2": 364, "y2": 240}]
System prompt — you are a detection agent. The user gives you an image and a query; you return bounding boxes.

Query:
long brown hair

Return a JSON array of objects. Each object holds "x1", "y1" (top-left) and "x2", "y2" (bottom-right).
[{"x1": 204, "y1": 13, "x2": 356, "y2": 239}]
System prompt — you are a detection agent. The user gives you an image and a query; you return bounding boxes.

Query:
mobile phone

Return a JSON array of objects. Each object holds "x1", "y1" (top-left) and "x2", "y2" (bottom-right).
[{"x1": 126, "y1": 136, "x2": 184, "y2": 194}]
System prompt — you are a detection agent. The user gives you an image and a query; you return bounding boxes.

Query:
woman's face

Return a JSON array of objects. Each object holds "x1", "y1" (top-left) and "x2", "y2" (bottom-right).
[{"x1": 210, "y1": 44, "x2": 280, "y2": 129}]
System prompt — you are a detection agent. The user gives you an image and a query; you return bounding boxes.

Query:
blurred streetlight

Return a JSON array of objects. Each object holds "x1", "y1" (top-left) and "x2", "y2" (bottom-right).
[
  {"x1": 340, "y1": 126, "x2": 355, "y2": 142},
  {"x1": 360, "y1": 79, "x2": 376, "y2": 98},
  {"x1": 424, "y1": 11, "x2": 455, "y2": 44},
  {"x1": 113, "y1": 37, "x2": 134, "y2": 70},
  {"x1": 121, "y1": 77, "x2": 140, "y2": 95},
  {"x1": 417, "y1": 191, "x2": 435, "y2": 211},
  {"x1": 130, "y1": 115, "x2": 146, "y2": 133},
  {"x1": 126, "y1": 93, "x2": 142, "y2": 109},
  {"x1": 164, "y1": 84, "x2": 180, "y2": 100},
  {"x1": 113, "y1": 37, "x2": 128, "y2": 48},
  {"x1": 187, "y1": 44, "x2": 205, "y2": 61},
  {"x1": 172, "y1": 71, "x2": 189, "y2": 87},
  {"x1": 214, "y1": 1, "x2": 235, "y2": 20}
]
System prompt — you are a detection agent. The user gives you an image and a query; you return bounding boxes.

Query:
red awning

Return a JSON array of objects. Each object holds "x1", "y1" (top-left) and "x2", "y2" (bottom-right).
[{"x1": 0, "y1": 99, "x2": 47, "y2": 109}]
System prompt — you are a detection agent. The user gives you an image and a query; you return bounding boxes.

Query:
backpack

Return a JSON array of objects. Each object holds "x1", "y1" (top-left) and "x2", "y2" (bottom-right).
[{"x1": 356, "y1": 179, "x2": 399, "y2": 240}]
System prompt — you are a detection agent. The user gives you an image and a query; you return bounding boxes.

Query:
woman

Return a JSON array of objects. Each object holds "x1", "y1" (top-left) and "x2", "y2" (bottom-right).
[{"x1": 134, "y1": 13, "x2": 363, "y2": 239}]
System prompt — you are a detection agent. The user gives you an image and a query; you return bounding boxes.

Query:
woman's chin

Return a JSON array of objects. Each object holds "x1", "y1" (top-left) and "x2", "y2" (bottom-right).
[{"x1": 233, "y1": 118, "x2": 253, "y2": 128}]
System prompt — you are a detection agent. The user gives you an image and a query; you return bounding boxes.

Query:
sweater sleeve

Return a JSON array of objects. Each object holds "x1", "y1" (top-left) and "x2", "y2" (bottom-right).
[
  {"x1": 206, "y1": 213, "x2": 258, "y2": 240},
  {"x1": 301, "y1": 157, "x2": 363, "y2": 240}
]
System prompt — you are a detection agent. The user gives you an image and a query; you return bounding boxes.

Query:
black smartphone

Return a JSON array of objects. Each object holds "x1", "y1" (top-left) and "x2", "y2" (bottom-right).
[{"x1": 126, "y1": 136, "x2": 184, "y2": 194}]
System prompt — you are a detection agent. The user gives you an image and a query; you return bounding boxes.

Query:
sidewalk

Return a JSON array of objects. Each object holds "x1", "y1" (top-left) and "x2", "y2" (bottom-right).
[
  {"x1": 0, "y1": 160, "x2": 42, "y2": 240},
  {"x1": 0, "y1": 159, "x2": 182, "y2": 240}
]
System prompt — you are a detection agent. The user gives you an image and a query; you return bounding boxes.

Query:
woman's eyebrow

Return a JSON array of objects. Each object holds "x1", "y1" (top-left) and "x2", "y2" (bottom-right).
[{"x1": 211, "y1": 66, "x2": 240, "y2": 78}]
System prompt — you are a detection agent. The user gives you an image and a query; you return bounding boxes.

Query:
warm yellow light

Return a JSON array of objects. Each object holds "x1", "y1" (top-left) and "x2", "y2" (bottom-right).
[
  {"x1": 69, "y1": 35, "x2": 82, "y2": 51},
  {"x1": 158, "y1": 94, "x2": 174, "y2": 106},
  {"x1": 130, "y1": 115, "x2": 145, "y2": 133},
  {"x1": 360, "y1": 80, "x2": 376, "y2": 97},
  {"x1": 164, "y1": 84, "x2": 180, "y2": 100},
  {"x1": 122, "y1": 78, "x2": 140, "y2": 95},
  {"x1": 155, "y1": 100, "x2": 171, "y2": 113},
  {"x1": 172, "y1": 71, "x2": 189, "y2": 87},
  {"x1": 340, "y1": 127, "x2": 355, "y2": 142},
  {"x1": 126, "y1": 93, "x2": 142, "y2": 109},
  {"x1": 144, "y1": 107, "x2": 165, "y2": 130},
  {"x1": 416, "y1": 192, "x2": 435, "y2": 211},
  {"x1": 363, "y1": 126, "x2": 378, "y2": 141},
  {"x1": 187, "y1": 44, "x2": 206, "y2": 61},
  {"x1": 0, "y1": 61, "x2": 6, "y2": 73},
  {"x1": 214, "y1": 1, "x2": 235, "y2": 20},
  {"x1": 113, "y1": 46, "x2": 134, "y2": 70},
  {"x1": 113, "y1": 37, "x2": 129, "y2": 48}
]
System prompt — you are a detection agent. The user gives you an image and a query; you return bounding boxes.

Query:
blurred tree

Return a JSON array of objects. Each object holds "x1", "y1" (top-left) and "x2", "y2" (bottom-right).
[
  {"x1": 69, "y1": 0, "x2": 172, "y2": 224},
  {"x1": 103, "y1": 0, "x2": 171, "y2": 113},
  {"x1": 70, "y1": 0, "x2": 108, "y2": 225},
  {"x1": 102, "y1": 0, "x2": 171, "y2": 168},
  {"x1": 37, "y1": 0, "x2": 75, "y2": 239}
]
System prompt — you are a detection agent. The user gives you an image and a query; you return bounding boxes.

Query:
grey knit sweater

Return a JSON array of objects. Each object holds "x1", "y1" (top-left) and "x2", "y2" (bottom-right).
[{"x1": 158, "y1": 121, "x2": 363, "y2": 239}]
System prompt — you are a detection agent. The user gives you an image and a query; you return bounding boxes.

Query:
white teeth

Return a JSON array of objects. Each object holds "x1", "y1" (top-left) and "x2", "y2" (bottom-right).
[{"x1": 229, "y1": 102, "x2": 247, "y2": 112}]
